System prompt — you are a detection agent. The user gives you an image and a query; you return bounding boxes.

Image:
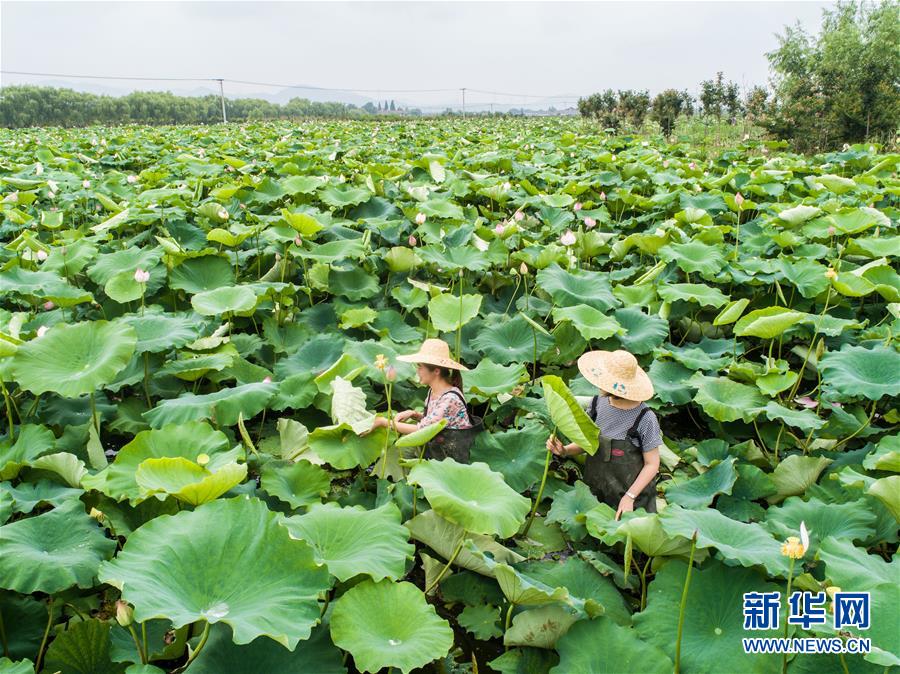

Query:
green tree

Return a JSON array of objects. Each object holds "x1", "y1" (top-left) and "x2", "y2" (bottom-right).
[
  {"x1": 765, "y1": 0, "x2": 900, "y2": 150},
  {"x1": 651, "y1": 89, "x2": 694, "y2": 136}
]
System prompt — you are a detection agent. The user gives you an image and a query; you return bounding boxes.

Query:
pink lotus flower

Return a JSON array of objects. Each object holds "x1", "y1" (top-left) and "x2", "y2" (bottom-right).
[
  {"x1": 827, "y1": 226, "x2": 836, "y2": 236},
  {"x1": 513, "y1": 210, "x2": 525, "y2": 222},
  {"x1": 408, "y1": 235, "x2": 417, "y2": 246},
  {"x1": 502, "y1": 181, "x2": 511, "y2": 191},
  {"x1": 495, "y1": 223, "x2": 505, "y2": 235},
  {"x1": 415, "y1": 212, "x2": 427, "y2": 225},
  {"x1": 263, "y1": 376, "x2": 272, "y2": 383},
  {"x1": 294, "y1": 236, "x2": 302, "y2": 246},
  {"x1": 795, "y1": 396, "x2": 818, "y2": 409},
  {"x1": 734, "y1": 192, "x2": 745, "y2": 207},
  {"x1": 37, "y1": 326, "x2": 48, "y2": 338},
  {"x1": 385, "y1": 365, "x2": 397, "y2": 382},
  {"x1": 82, "y1": 179, "x2": 91, "y2": 188},
  {"x1": 43, "y1": 301, "x2": 54, "y2": 310},
  {"x1": 36, "y1": 250, "x2": 48, "y2": 261},
  {"x1": 126, "y1": 175, "x2": 138, "y2": 184},
  {"x1": 584, "y1": 217, "x2": 597, "y2": 229},
  {"x1": 560, "y1": 230, "x2": 576, "y2": 246},
  {"x1": 134, "y1": 269, "x2": 150, "y2": 284},
  {"x1": 574, "y1": 202, "x2": 582, "y2": 211},
  {"x1": 599, "y1": 192, "x2": 606, "y2": 200},
  {"x1": 688, "y1": 162, "x2": 696, "y2": 170}
]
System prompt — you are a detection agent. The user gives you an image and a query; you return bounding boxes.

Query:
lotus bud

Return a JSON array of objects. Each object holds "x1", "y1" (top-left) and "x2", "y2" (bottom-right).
[
  {"x1": 688, "y1": 162, "x2": 696, "y2": 170},
  {"x1": 134, "y1": 269, "x2": 150, "y2": 284},
  {"x1": 415, "y1": 212, "x2": 427, "y2": 225},
  {"x1": 262, "y1": 376, "x2": 272, "y2": 384},
  {"x1": 815, "y1": 337, "x2": 825, "y2": 360},
  {"x1": 89, "y1": 507, "x2": 105, "y2": 522},
  {"x1": 574, "y1": 202, "x2": 582, "y2": 211},
  {"x1": 560, "y1": 230, "x2": 576, "y2": 247},
  {"x1": 408, "y1": 235, "x2": 417, "y2": 247},
  {"x1": 35, "y1": 163, "x2": 43, "y2": 176},
  {"x1": 114, "y1": 601, "x2": 134, "y2": 629},
  {"x1": 513, "y1": 210, "x2": 524, "y2": 222},
  {"x1": 495, "y1": 223, "x2": 505, "y2": 235},
  {"x1": 36, "y1": 326, "x2": 48, "y2": 338},
  {"x1": 196, "y1": 453, "x2": 210, "y2": 466},
  {"x1": 663, "y1": 160, "x2": 669, "y2": 168},
  {"x1": 82, "y1": 179, "x2": 91, "y2": 188},
  {"x1": 43, "y1": 301, "x2": 55, "y2": 311},
  {"x1": 275, "y1": 253, "x2": 282, "y2": 262},
  {"x1": 743, "y1": 133, "x2": 750, "y2": 141},
  {"x1": 36, "y1": 249, "x2": 48, "y2": 261},
  {"x1": 611, "y1": 154, "x2": 617, "y2": 161},
  {"x1": 385, "y1": 365, "x2": 397, "y2": 382},
  {"x1": 734, "y1": 192, "x2": 744, "y2": 207},
  {"x1": 599, "y1": 192, "x2": 606, "y2": 200},
  {"x1": 584, "y1": 217, "x2": 597, "y2": 229},
  {"x1": 519, "y1": 262, "x2": 529, "y2": 276},
  {"x1": 827, "y1": 226, "x2": 836, "y2": 236},
  {"x1": 294, "y1": 236, "x2": 302, "y2": 246}
]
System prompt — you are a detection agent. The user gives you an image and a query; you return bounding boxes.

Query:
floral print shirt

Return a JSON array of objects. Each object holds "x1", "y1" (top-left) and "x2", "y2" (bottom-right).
[{"x1": 417, "y1": 386, "x2": 473, "y2": 430}]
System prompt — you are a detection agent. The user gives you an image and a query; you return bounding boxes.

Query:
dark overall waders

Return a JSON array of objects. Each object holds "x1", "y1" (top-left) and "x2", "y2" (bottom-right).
[
  {"x1": 582, "y1": 395, "x2": 658, "y2": 513},
  {"x1": 422, "y1": 389, "x2": 483, "y2": 463}
]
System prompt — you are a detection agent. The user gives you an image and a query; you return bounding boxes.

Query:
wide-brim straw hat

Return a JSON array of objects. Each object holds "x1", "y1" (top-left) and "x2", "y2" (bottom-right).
[
  {"x1": 577, "y1": 349, "x2": 654, "y2": 402},
  {"x1": 396, "y1": 338, "x2": 469, "y2": 371}
]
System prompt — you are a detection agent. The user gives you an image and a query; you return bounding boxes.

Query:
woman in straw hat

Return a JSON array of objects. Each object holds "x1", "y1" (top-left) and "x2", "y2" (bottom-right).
[
  {"x1": 368, "y1": 339, "x2": 475, "y2": 459},
  {"x1": 546, "y1": 349, "x2": 662, "y2": 519}
]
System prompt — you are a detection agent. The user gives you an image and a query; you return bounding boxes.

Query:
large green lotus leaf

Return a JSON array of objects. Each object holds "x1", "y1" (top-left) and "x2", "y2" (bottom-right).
[
  {"x1": 766, "y1": 454, "x2": 831, "y2": 504},
  {"x1": 98, "y1": 496, "x2": 330, "y2": 649},
  {"x1": 535, "y1": 264, "x2": 618, "y2": 312},
  {"x1": 647, "y1": 359, "x2": 696, "y2": 405},
  {"x1": 168, "y1": 255, "x2": 235, "y2": 293},
  {"x1": 281, "y1": 209, "x2": 326, "y2": 237},
  {"x1": 634, "y1": 560, "x2": 781, "y2": 674},
  {"x1": 756, "y1": 370, "x2": 798, "y2": 397},
  {"x1": 868, "y1": 475, "x2": 900, "y2": 523},
  {"x1": 427, "y1": 292, "x2": 482, "y2": 332},
  {"x1": 765, "y1": 497, "x2": 875, "y2": 552},
  {"x1": 585, "y1": 507, "x2": 695, "y2": 558},
  {"x1": 105, "y1": 270, "x2": 145, "y2": 303},
  {"x1": 117, "y1": 311, "x2": 201, "y2": 353},
  {"x1": 407, "y1": 459, "x2": 531, "y2": 538},
  {"x1": 0, "y1": 500, "x2": 115, "y2": 593},
  {"x1": 0, "y1": 658, "x2": 35, "y2": 674},
  {"x1": 778, "y1": 259, "x2": 830, "y2": 299},
  {"x1": 818, "y1": 538, "x2": 899, "y2": 591},
  {"x1": 419, "y1": 197, "x2": 464, "y2": 220},
  {"x1": 662, "y1": 457, "x2": 737, "y2": 509},
  {"x1": 692, "y1": 375, "x2": 767, "y2": 422},
  {"x1": 281, "y1": 175, "x2": 327, "y2": 195},
  {"x1": 404, "y1": 510, "x2": 524, "y2": 577},
  {"x1": 546, "y1": 482, "x2": 600, "y2": 542},
  {"x1": 0, "y1": 591, "x2": 47, "y2": 661},
  {"x1": 0, "y1": 268, "x2": 93, "y2": 306},
  {"x1": 847, "y1": 234, "x2": 900, "y2": 258},
  {"x1": 260, "y1": 459, "x2": 331, "y2": 508},
  {"x1": 330, "y1": 580, "x2": 453, "y2": 674},
  {"x1": 191, "y1": 286, "x2": 257, "y2": 316},
  {"x1": 28, "y1": 452, "x2": 87, "y2": 487},
  {"x1": 300, "y1": 239, "x2": 366, "y2": 263},
  {"x1": 329, "y1": 267, "x2": 380, "y2": 301},
  {"x1": 135, "y1": 457, "x2": 247, "y2": 506},
  {"x1": 313, "y1": 353, "x2": 365, "y2": 394},
  {"x1": 554, "y1": 617, "x2": 672, "y2": 674},
  {"x1": 763, "y1": 401, "x2": 825, "y2": 431},
  {"x1": 82, "y1": 422, "x2": 237, "y2": 503},
  {"x1": 659, "y1": 504, "x2": 792, "y2": 576},
  {"x1": 827, "y1": 206, "x2": 890, "y2": 234},
  {"x1": 466, "y1": 358, "x2": 527, "y2": 397},
  {"x1": 612, "y1": 307, "x2": 669, "y2": 354},
  {"x1": 470, "y1": 314, "x2": 554, "y2": 365},
  {"x1": 0, "y1": 479, "x2": 83, "y2": 514},
  {"x1": 284, "y1": 502, "x2": 414, "y2": 582},
  {"x1": 819, "y1": 344, "x2": 900, "y2": 400},
  {"x1": 504, "y1": 605, "x2": 576, "y2": 650},
  {"x1": 551, "y1": 305, "x2": 623, "y2": 340},
  {"x1": 308, "y1": 424, "x2": 387, "y2": 469},
  {"x1": 863, "y1": 434, "x2": 900, "y2": 472},
  {"x1": 330, "y1": 376, "x2": 375, "y2": 434},
  {"x1": 657, "y1": 282, "x2": 729, "y2": 308},
  {"x1": 395, "y1": 419, "x2": 447, "y2": 447},
  {"x1": 184, "y1": 622, "x2": 344, "y2": 674},
  {"x1": 42, "y1": 619, "x2": 127, "y2": 674},
  {"x1": 541, "y1": 375, "x2": 600, "y2": 454},
  {"x1": 470, "y1": 424, "x2": 548, "y2": 492},
  {"x1": 733, "y1": 306, "x2": 808, "y2": 339},
  {"x1": 143, "y1": 382, "x2": 277, "y2": 428},
  {"x1": 319, "y1": 184, "x2": 373, "y2": 208},
  {"x1": 0, "y1": 423, "x2": 55, "y2": 480},
  {"x1": 778, "y1": 204, "x2": 821, "y2": 226},
  {"x1": 457, "y1": 603, "x2": 502, "y2": 641},
  {"x1": 9, "y1": 320, "x2": 136, "y2": 397},
  {"x1": 659, "y1": 240, "x2": 725, "y2": 277},
  {"x1": 417, "y1": 245, "x2": 493, "y2": 272}
]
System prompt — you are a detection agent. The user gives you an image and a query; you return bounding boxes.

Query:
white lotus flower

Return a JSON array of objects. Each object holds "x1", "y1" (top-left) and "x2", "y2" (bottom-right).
[
  {"x1": 127, "y1": 175, "x2": 138, "y2": 184},
  {"x1": 663, "y1": 160, "x2": 669, "y2": 168},
  {"x1": 36, "y1": 249, "x2": 48, "y2": 261},
  {"x1": 415, "y1": 212, "x2": 427, "y2": 225},
  {"x1": 560, "y1": 230, "x2": 576, "y2": 246},
  {"x1": 82, "y1": 179, "x2": 91, "y2": 188},
  {"x1": 799, "y1": 521, "x2": 810, "y2": 554},
  {"x1": 502, "y1": 181, "x2": 511, "y2": 191},
  {"x1": 36, "y1": 326, "x2": 48, "y2": 338},
  {"x1": 654, "y1": 228, "x2": 666, "y2": 237},
  {"x1": 134, "y1": 269, "x2": 150, "y2": 284}
]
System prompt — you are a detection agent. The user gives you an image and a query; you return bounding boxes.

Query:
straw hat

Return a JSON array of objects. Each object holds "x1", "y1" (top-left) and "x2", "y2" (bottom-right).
[
  {"x1": 396, "y1": 338, "x2": 470, "y2": 371},
  {"x1": 577, "y1": 350, "x2": 654, "y2": 402}
]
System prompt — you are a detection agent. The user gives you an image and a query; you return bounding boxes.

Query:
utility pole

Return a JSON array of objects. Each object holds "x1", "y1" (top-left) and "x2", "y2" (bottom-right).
[
  {"x1": 216, "y1": 78, "x2": 227, "y2": 124},
  {"x1": 461, "y1": 88, "x2": 466, "y2": 118}
]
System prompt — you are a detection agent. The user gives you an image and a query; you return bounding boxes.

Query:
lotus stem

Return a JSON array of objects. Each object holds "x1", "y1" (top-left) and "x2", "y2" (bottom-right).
[
  {"x1": 380, "y1": 381, "x2": 393, "y2": 480},
  {"x1": 674, "y1": 532, "x2": 697, "y2": 674},
  {"x1": 424, "y1": 535, "x2": 464, "y2": 594},
  {"x1": 34, "y1": 597, "x2": 54, "y2": 673},
  {"x1": 639, "y1": 556, "x2": 652, "y2": 611},
  {"x1": 522, "y1": 427, "x2": 555, "y2": 537},
  {"x1": 89, "y1": 391, "x2": 100, "y2": 436},
  {"x1": 128, "y1": 624, "x2": 147, "y2": 664},
  {"x1": 787, "y1": 287, "x2": 832, "y2": 401},
  {"x1": 0, "y1": 608, "x2": 8, "y2": 658},
  {"x1": 503, "y1": 602, "x2": 515, "y2": 651},
  {"x1": 832, "y1": 399, "x2": 878, "y2": 452},
  {"x1": 143, "y1": 352, "x2": 152, "y2": 407},
  {"x1": 782, "y1": 556, "x2": 796, "y2": 674},
  {"x1": 0, "y1": 379, "x2": 14, "y2": 443},
  {"x1": 176, "y1": 620, "x2": 211, "y2": 673},
  {"x1": 141, "y1": 622, "x2": 148, "y2": 664},
  {"x1": 455, "y1": 270, "x2": 463, "y2": 362}
]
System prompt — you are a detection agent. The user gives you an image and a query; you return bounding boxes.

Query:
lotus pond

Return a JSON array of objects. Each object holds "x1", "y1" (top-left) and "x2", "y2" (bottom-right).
[{"x1": 0, "y1": 119, "x2": 897, "y2": 674}]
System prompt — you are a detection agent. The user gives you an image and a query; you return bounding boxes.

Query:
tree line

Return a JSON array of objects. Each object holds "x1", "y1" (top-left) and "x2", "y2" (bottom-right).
[{"x1": 577, "y1": 1, "x2": 899, "y2": 151}]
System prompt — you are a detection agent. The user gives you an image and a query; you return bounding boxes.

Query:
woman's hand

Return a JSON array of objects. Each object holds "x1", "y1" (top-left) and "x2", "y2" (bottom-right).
[
  {"x1": 615, "y1": 493, "x2": 635, "y2": 520},
  {"x1": 361, "y1": 416, "x2": 388, "y2": 435},
  {"x1": 546, "y1": 436, "x2": 567, "y2": 456},
  {"x1": 394, "y1": 410, "x2": 422, "y2": 423}
]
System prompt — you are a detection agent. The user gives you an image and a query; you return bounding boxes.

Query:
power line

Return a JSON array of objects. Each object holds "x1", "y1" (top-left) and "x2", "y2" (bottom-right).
[{"x1": 1, "y1": 70, "x2": 215, "y2": 83}]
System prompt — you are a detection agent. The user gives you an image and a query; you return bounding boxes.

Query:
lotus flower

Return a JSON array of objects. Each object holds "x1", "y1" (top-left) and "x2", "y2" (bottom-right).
[
  {"x1": 663, "y1": 160, "x2": 670, "y2": 168},
  {"x1": 262, "y1": 376, "x2": 272, "y2": 384},
  {"x1": 36, "y1": 249, "x2": 48, "y2": 261},
  {"x1": 374, "y1": 353, "x2": 388, "y2": 371},
  {"x1": 385, "y1": 365, "x2": 397, "y2": 382},
  {"x1": 134, "y1": 269, "x2": 150, "y2": 284},
  {"x1": 734, "y1": 192, "x2": 745, "y2": 207},
  {"x1": 495, "y1": 223, "x2": 505, "y2": 235},
  {"x1": 781, "y1": 521, "x2": 810, "y2": 559},
  {"x1": 654, "y1": 227, "x2": 666, "y2": 237},
  {"x1": 43, "y1": 301, "x2": 54, "y2": 311},
  {"x1": 560, "y1": 230, "x2": 576, "y2": 246},
  {"x1": 825, "y1": 268, "x2": 837, "y2": 279},
  {"x1": 513, "y1": 210, "x2": 525, "y2": 222},
  {"x1": 408, "y1": 235, "x2": 417, "y2": 246},
  {"x1": 599, "y1": 192, "x2": 606, "y2": 200},
  {"x1": 519, "y1": 262, "x2": 529, "y2": 276},
  {"x1": 36, "y1": 326, "x2": 48, "y2": 338},
  {"x1": 688, "y1": 162, "x2": 696, "y2": 170},
  {"x1": 415, "y1": 212, "x2": 427, "y2": 225},
  {"x1": 294, "y1": 236, "x2": 302, "y2": 246},
  {"x1": 827, "y1": 226, "x2": 836, "y2": 236},
  {"x1": 795, "y1": 396, "x2": 818, "y2": 409},
  {"x1": 574, "y1": 202, "x2": 582, "y2": 211},
  {"x1": 82, "y1": 179, "x2": 91, "y2": 188},
  {"x1": 502, "y1": 181, "x2": 511, "y2": 191},
  {"x1": 584, "y1": 217, "x2": 597, "y2": 229},
  {"x1": 218, "y1": 208, "x2": 229, "y2": 220},
  {"x1": 115, "y1": 601, "x2": 134, "y2": 627},
  {"x1": 127, "y1": 174, "x2": 138, "y2": 184},
  {"x1": 35, "y1": 163, "x2": 43, "y2": 176}
]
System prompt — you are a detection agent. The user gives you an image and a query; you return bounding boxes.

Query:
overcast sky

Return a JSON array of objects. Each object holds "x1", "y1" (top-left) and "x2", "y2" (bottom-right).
[{"x1": 2, "y1": 1, "x2": 832, "y2": 110}]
